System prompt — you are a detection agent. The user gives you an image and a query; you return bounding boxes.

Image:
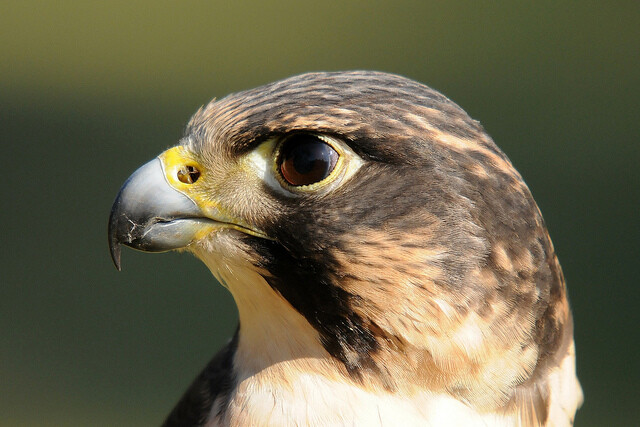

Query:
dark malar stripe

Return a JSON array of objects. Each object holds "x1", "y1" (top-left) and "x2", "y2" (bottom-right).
[{"x1": 250, "y1": 238, "x2": 382, "y2": 379}]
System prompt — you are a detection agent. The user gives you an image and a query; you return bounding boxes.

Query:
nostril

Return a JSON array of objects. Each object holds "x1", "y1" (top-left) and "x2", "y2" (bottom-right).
[{"x1": 177, "y1": 165, "x2": 200, "y2": 184}]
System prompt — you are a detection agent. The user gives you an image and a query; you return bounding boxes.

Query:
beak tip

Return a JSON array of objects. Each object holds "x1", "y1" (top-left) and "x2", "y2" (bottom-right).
[
  {"x1": 108, "y1": 207, "x2": 123, "y2": 271},
  {"x1": 109, "y1": 240, "x2": 123, "y2": 271}
]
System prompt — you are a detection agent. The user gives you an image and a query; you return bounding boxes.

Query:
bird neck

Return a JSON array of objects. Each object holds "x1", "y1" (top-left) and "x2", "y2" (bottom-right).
[{"x1": 197, "y1": 249, "x2": 335, "y2": 374}]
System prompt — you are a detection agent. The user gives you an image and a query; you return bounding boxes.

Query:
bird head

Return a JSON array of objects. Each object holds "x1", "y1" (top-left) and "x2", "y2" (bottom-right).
[{"x1": 108, "y1": 71, "x2": 572, "y2": 410}]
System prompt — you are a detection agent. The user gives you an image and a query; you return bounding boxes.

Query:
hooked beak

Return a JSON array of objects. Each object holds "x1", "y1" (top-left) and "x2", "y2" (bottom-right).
[{"x1": 107, "y1": 157, "x2": 214, "y2": 271}]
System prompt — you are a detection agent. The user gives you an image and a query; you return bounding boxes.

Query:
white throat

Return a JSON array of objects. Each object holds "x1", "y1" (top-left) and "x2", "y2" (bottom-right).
[{"x1": 196, "y1": 247, "x2": 329, "y2": 371}]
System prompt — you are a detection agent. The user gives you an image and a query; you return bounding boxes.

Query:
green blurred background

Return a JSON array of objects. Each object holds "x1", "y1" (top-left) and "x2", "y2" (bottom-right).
[{"x1": 1, "y1": 1, "x2": 637, "y2": 425}]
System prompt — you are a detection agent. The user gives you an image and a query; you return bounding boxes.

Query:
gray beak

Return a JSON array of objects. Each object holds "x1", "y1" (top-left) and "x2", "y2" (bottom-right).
[{"x1": 108, "y1": 158, "x2": 211, "y2": 270}]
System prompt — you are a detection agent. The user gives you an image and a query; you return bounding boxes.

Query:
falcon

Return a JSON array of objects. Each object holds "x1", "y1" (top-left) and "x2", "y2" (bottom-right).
[{"x1": 108, "y1": 71, "x2": 582, "y2": 426}]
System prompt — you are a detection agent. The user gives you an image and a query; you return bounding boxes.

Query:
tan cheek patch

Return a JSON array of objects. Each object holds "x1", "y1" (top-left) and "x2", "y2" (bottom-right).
[
  {"x1": 332, "y1": 226, "x2": 450, "y2": 326},
  {"x1": 327, "y1": 223, "x2": 551, "y2": 407}
]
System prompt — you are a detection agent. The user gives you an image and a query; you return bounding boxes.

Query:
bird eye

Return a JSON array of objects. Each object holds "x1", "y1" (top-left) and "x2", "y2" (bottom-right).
[{"x1": 278, "y1": 134, "x2": 339, "y2": 186}]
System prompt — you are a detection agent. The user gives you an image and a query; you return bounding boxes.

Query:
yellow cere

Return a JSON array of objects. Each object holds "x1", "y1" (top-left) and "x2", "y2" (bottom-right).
[
  {"x1": 158, "y1": 145, "x2": 219, "y2": 211},
  {"x1": 159, "y1": 146, "x2": 203, "y2": 190}
]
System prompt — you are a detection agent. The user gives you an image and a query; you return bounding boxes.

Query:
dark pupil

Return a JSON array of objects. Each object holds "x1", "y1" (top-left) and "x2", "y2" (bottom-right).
[{"x1": 280, "y1": 135, "x2": 339, "y2": 186}]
